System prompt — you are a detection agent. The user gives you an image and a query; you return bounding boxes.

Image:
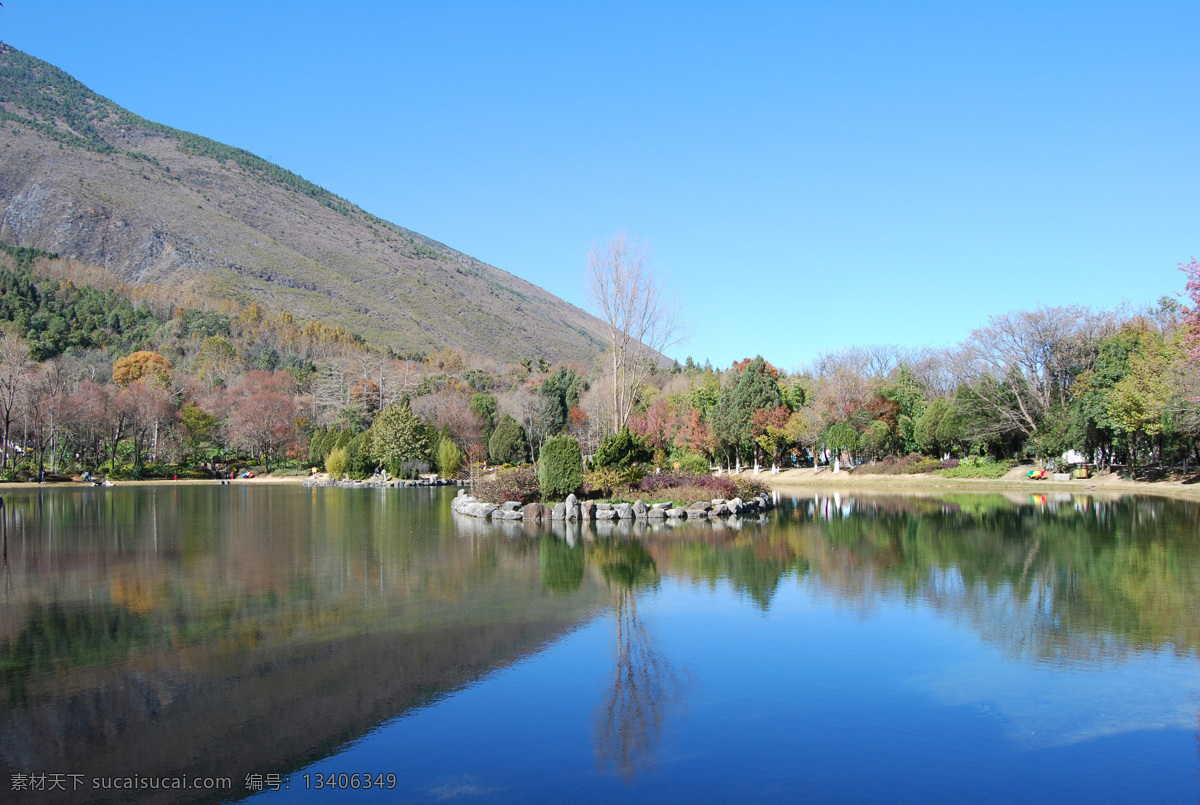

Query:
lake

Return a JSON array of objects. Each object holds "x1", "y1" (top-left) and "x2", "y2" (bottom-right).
[{"x1": 1, "y1": 485, "x2": 1197, "y2": 803}]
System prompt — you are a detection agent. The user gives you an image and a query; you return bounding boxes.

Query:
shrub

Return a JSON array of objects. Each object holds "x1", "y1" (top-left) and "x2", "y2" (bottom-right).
[
  {"x1": 584, "y1": 467, "x2": 625, "y2": 498},
  {"x1": 477, "y1": 465, "x2": 540, "y2": 504},
  {"x1": 325, "y1": 446, "x2": 350, "y2": 478},
  {"x1": 673, "y1": 453, "x2": 711, "y2": 475},
  {"x1": 489, "y1": 415, "x2": 528, "y2": 465},
  {"x1": 538, "y1": 435, "x2": 583, "y2": 501},
  {"x1": 859, "y1": 454, "x2": 930, "y2": 475},
  {"x1": 731, "y1": 475, "x2": 770, "y2": 498},
  {"x1": 590, "y1": 428, "x2": 652, "y2": 470},
  {"x1": 641, "y1": 472, "x2": 737, "y2": 499},
  {"x1": 939, "y1": 457, "x2": 1016, "y2": 479},
  {"x1": 391, "y1": 459, "x2": 431, "y2": 480},
  {"x1": 436, "y1": 436, "x2": 464, "y2": 478}
]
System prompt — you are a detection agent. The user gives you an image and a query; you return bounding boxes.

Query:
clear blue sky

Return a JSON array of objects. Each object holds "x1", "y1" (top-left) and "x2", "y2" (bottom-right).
[{"x1": 5, "y1": 2, "x2": 1198, "y2": 369}]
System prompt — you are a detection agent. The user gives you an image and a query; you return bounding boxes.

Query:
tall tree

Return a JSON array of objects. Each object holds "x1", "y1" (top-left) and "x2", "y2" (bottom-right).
[
  {"x1": 588, "y1": 232, "x2": 683, "y2": 434},
  {"x1": 0, "y1": 330, "x2": 31, "y2": 468}
]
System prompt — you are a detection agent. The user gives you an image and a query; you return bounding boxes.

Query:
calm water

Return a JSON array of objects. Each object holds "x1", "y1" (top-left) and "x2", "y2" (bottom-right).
[{"x1": 1, "y1": 485, "x2": 1197, "y2": 803}]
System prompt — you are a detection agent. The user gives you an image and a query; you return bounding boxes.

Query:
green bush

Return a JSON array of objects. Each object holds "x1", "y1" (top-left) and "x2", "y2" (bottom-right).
[
  {"x1": 590, "y1": 428, "x2": 652, "y2": 470},
  {"x1": 488, "y1": 414, "x2": 528, "y2": 465},
  {"x1": 436, "y1": 436, "x2": 463, "y2": 478},
  {"x1": 583, "y1": 465, "x2": 646, "y2": 499},
  {"x1": 939, "y1": 457, "x2": 1017, "y2": 479},
  {"x1": 325, "y1": 446, "x2": 350, "y2": 478},
  {"x1": 673, "y1": 452, "x2": 710, "y2": 475},
  {"x1": 538, "y1": 435, "x2": 583, "y2": 501}
]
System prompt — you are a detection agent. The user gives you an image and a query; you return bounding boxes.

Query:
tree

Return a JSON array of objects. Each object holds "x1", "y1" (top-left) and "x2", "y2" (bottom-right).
[
  {"x1": 113, "y1": 350, "x2": 173, "y2": 389},
  {"x1": 123, "y1": 380, "x2": 174, "y2": 471},
  {"x1": 488, "y1": 414, "x2": 528, "y2": 465},
  {"x1": 823, "y1": 421, "x2": 859, "y2": 472},
  {"x1": 588, "y1": 232, "x2": 683, "y2": 433},
  {"x1": 1179, "y1": 257, "x2": 1200, "y2": 361},
  {"x1": 784, "y1": 407, "x2": 823, "y2": 470},
  {"x1": 180, "y1": 402, "x2": 219, "y2": 462},
  {"x1": 709, "y1": 357, "x2": 782, "y2": 464},
  {"x1": 914, "y1": 397, "x2": 965, "y2": 457},
  {"x1": 537, "y1": 366, "x2": 587, "y2": 436},
  {"x1": 368, "y1": 401, "x2": 430, "y2": 473},
  {"x1": 957, "y1": 306, "x2": 1107, "y2": 441},
  {"x1": 228, "y1": 388, "x2": 295, "y2": 469},
  {"x1": 435, "y1": 435, "x2": 464, "y2": 478},
  {"x1": 1106, "y1": 331, "x2": 1176, "y2": 470},
  {"x1": 538, "y1": 435, "x2": 584, "y2": 500},
  {"x1": 0, "y1": 330, "x2": 31, "y2": 468},
  {"x1": 469, "y1": 392, "x2": 497, "y2": 439}
]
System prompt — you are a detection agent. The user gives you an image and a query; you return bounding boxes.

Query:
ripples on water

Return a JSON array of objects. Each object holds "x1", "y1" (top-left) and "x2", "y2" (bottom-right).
[{"x1": 0, "y1": 486, "x2": 1196, "y2": 803}]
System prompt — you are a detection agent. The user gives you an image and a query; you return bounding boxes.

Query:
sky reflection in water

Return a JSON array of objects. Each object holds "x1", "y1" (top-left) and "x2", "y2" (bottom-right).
[{"x1": 0, "y1": 486, "x2": 1195, "y2": 803}]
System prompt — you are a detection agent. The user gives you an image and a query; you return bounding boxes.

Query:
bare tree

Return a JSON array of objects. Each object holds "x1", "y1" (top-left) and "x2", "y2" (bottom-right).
[
  {"x1": 0, "y1": 331, "x2": 31, "y2": 468},
  {"x1": 956, "y1": 306, "x2": 1104, "y2": 439},
  {"x1": 588, "y1": 232, "x2": 684, "y2": 434}
]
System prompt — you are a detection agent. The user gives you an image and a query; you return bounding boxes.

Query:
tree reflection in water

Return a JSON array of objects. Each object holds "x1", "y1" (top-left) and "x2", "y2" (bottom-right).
[{"x1": 590, "y1": 537, "x2": 687, "y2": 781}]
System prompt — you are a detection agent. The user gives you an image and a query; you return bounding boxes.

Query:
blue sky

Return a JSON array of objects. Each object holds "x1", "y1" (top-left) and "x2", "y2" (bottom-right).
[{"x1": 5, "y1": 1, "x2": 1198, "y2": 369}]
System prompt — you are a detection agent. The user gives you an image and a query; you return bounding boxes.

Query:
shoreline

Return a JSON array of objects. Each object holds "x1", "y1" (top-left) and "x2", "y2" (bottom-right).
[
  {"x1": 3, "y1": 467, "x2": 1199, "y2": 503},
  {"x1": 759, "y1": 466, "x2": 1200, "y2": 503}
]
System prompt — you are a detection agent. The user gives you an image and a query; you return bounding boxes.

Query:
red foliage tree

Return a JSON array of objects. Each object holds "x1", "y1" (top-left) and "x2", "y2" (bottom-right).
[{"x1": 1180, "y1": 257, "x2": 1200, "y2": 360}]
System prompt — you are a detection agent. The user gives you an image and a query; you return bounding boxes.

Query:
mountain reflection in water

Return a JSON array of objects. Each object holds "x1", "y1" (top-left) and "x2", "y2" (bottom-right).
[{"x1": 0, "y1": 486, "x2": 1196, "y2": 802}]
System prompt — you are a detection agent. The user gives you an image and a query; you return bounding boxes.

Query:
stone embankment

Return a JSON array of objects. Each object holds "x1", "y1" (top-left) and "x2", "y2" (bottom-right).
[
  {"x1": 451, "y1": 490, "x2": 774, "y2": 521},
  {"x1": 303, "y1": 476, "x2": 466, "y2": 489}
]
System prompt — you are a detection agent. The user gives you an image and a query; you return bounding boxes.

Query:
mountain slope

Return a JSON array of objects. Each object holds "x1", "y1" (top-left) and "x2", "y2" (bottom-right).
[{"x1": 0, "y1": 45, "x2": 608, "y2": 364}]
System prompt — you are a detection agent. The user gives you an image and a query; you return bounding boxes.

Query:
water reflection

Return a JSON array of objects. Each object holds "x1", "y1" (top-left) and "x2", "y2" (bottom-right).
[
  {"x1": 0, "y1": 486, "x2": 609, "y2": 802},
  {"x1": 0, "y1": 486, "x2": 1196, "y2": 801},
  {"x1": 590, "y1": 538, "x2": 687, "y2": 781}
]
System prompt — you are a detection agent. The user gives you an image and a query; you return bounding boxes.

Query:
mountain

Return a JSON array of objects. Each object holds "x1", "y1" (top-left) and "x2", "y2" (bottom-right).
[{"x1": 0, "y1": 45, "x2": 608, "y2": 364}]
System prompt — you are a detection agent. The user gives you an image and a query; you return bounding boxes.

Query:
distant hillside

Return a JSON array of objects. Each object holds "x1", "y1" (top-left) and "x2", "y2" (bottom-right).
[{"x1": 0, "y1": 45, "x2": 608, "y2": 364}]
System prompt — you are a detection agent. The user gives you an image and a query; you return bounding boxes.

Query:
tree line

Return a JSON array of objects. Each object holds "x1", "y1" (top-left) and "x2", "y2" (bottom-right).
[{"x1": 0, "y1": 241, "x2": 1197, "y2": 483}]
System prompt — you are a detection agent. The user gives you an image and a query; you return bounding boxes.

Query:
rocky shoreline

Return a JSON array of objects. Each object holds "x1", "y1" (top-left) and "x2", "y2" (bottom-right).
[{"x1": 450, "y1": 489, "x2": 774, "y2": 521}]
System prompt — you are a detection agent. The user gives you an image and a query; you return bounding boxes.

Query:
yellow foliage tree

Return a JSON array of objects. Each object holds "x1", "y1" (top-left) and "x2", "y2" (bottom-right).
[{"x1": 113, "y1": 350, "x2": 173, "y2": 389}]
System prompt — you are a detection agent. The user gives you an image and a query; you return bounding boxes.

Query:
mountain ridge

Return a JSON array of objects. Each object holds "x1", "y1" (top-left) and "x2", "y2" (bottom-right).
[{"x1": 0, "y1": 45, "x2": 609, "y2": 364}]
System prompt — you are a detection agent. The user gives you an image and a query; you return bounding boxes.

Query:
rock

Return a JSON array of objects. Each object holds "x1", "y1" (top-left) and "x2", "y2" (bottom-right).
[
  {"x1": 594, "y1": 502, "x2": 614, "y2": 510},
  {"x1": 647, "y1": 507, "x2": 667, "y2": 519},
  {"x1": 499, "y1": 510, "x2": 523, "y2": 520},
  {"x1": 711, "y1": 503, "x2": 731, "y2": 516},
  {"x1": 502, "y1": 501, "x2": 522, "y2": 511},
  {"x1": 552, "y1": 502, "x2": 566, "y2": 520},
  {"x1": 595, "y1": 508, "x2": 617, "y2": 520},
  {"x1": 581, "y1": 500, "x2": 595, "y2": 519},
  {"x1": 633, "y1": 500, "x2": 648, "y2": 518},
  {"x1": 565, "y1": 493, "x2": 578, "y2": 509},
  {"x1": 457, "y1": 489, "x2": 467, "y2": 497},
  {"x1": 615, "y1": 503, "x2": 634, "y2": 519},
  {"x1": 665, "y1": 508, "x2": 687, "y2": 519},
  {"x1": 567, "y1": 503, "x2": 581, "y2": 520},
  {"x1": 690, "y1": 509, "x2": 709, "y2": 518},
  {"x1": 522, "y1": 502, "x2": 548, "y2": 519},
  {"x1": 688, "y1": 501, "x2": 712, "y2": 512},
  {"x1": 711, "y1": 499, "x2": 726, "y2": 506},
  {"x1": 651, "y1": 501, "x2": 673, "y2": 510}
]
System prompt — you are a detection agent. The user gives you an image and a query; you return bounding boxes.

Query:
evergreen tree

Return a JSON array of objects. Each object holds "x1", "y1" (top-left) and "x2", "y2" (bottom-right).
[
  {"x1": 368, "y1": 402, "x2": 429, "y2": 471},
  {"x1": 489, "y1": 414, "x2": 528, "y2": 465}
]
